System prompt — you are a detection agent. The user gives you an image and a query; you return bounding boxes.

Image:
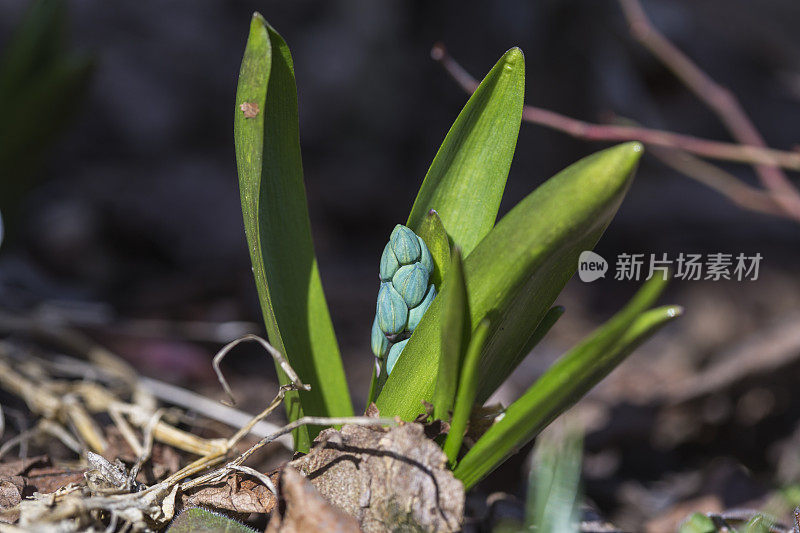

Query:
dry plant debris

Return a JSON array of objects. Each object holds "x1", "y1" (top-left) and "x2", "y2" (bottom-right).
[
  {"x1": 265, "y1": 466, "x2": 361, "y2": 533},
  {"x1": 291, "y1": 422, "x2": 465, "y2": 532},
  {"x1": 0, "y1": 324, "x2": 400, "y2": 532}
]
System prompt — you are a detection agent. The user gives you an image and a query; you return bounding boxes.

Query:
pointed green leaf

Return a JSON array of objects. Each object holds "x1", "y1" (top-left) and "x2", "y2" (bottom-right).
[
  {"x1": 744, "y1": 515, "x2": 771, "y2": 533},
  {"x1": 415, "y1": 209, "x2": 451, "y2": 288},
  {"x1": 678, "y1": 513, "x2": 716, "y2": 533},
  {"x1": 526, "y1": 420, "x2": 583, "y2": 533},
  {"x1": 406, "y1": 48, "x2": 525, "y2": 255},
  {"x1": 234, "y1": 14, "x2": 352, "y2": 451},
  {"x1": 453, "y1": 278, "x2": 681, "y2": 489},
  {"x1": 443, "y1": 318, "x2": 491, "y2": 466},
  {"x1": 376, "y1": 143, "x2": 644, "y2": 420},
  {"x1": 433, "y1": 248, "x2": 469, "y2": 421}
]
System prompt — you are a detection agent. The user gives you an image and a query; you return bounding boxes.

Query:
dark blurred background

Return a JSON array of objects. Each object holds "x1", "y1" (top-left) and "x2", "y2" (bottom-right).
[{"x1": 1, "y1": 0, "x2": 799, "y2": 529}]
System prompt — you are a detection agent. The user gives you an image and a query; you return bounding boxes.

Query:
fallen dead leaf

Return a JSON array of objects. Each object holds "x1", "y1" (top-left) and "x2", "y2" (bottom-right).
[
  {"x1": 239, "y1": 102, "x2": 260, "y2": 118},
  {"x1": 180, "y1": 471, "x2": 278, "y2": 516},
  {"x1": 291, "y1": 423, "x2": 464, "y2": 532},
  {"x1": 266, "y1": 466, "x2": 361, "y2": 533},
  {"x1": 0, "y1": 456, "x2": 85, "y2": 524}
]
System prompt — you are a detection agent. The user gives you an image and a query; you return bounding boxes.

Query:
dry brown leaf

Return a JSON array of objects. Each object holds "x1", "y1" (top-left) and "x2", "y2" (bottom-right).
[
  {"x1": 0, "y1": 480, "x2": 23, "y2": 523},
  {"x1": 239, "y1": 102, "x2": 260, "y2": 118},
  {"x1": 290, "y1": 423, "x2": 464, "y2": 532},
  {"x1": 0, "y1": 456, "x2": 84, "y2": 524},
  {"x1": 266, "y1": 466, "x2": 361, "y2": 533},
  {"x1": 180, "y1": 471, "x2": 278, "y2": 516}
]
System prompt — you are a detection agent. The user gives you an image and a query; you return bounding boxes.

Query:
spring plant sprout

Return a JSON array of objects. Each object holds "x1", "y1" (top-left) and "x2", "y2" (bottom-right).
[{"x1": 234, "y1": 13, "x2": 681, "y2": 489}]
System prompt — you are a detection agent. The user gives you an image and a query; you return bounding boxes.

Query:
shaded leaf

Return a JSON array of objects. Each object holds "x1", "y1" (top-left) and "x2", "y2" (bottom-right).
[
  {"x1": 415, "y1": 209, "x2": 451, "y2": 288},
  {"x1": 454, "y1": 277, "x2": 680, "y2": 488},
  {"x1": 406, "y1": 48, "x2": 525, "y2": 256},
  {"x1": 433, "y1": 248, "x2": 470, "y2": 421},
  {"x1": 167, "y1": 507, "x2": 256, "y2": 533},
  {"x1": 377, "y1": 143, "x2": 644, "y2": 421},
  {"x1": 442, "y1": 318, "x2": 491, "y2": 466},
  {"x1": 526, "y1": 419, "x2": 583, "y2": 533},
  {"x1": 234, "y1": 14, "x2": 352, "y2": 451},
  {"x1": 0, "y1": 0, "x2": 93, "y2": 229}
]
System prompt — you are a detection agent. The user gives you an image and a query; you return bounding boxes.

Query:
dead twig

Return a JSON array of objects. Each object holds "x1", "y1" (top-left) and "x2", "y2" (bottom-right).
[
  {"x1": 431, "y1": 43, "x2": 800, "y2": 172},
  {"x1": 180, "y1": 415, "x2": 397, "y2": 492},
  {"x1": 617, "y1": 0, "x2": 800, "y2": 220},
  {"x1": 226, "y1": 463, "x2": 278, "y2": 495},
  {"x1": 212, "y1": 334, "x2": 310, "y2": 407},
  {"x1": 431, "y1": 33, "x2": 800, "y2": 222}
]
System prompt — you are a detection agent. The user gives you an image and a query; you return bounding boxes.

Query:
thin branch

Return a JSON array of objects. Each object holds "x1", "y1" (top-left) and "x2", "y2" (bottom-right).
[
  {"x1": 616, "y1": 0, "x2": 800, "y2": 218},
  {"x1": 212, "y1": 334, "x2": 310, "y2": 407},
  {"x1": 138, "y1": 375, "x2": 289, "y2": 447},
  {"x1": 226, "y1": 463, "x2": 278, "y2": 495},
  {"x1": 181, "y1": 415, "x2": 397, "y2": 492},
  {"x1": 431, "y1": 43, "x2": 800, "y2": 172},
  {"x1": 648, "y1": 146, "x2": 785, "y2": 217},
  {"x1": 611, "y1": 115, "x2": 786, "y2": 217}
]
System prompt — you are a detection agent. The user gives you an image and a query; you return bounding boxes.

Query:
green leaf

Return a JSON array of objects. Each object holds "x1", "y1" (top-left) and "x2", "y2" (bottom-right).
[
  {"x1": 433, "y1": 248, "x2": 469, "y2": 421},
  {"x1": 415, "y1": 209, "x2": 451, "y2": 288},
  {"x1": 514, "y1": 305, "x2": 565, "y2": 369},
  {"x1": 678, "y1": 513, "x2": 716, "y2": 533},
  {"x1": 406, "y1": 48, "x2": 525, "y2": 256},
  {"x1": 0, "y1": 0, "x2": 67, "y2": 97},
  {"x1": 744, "y1": 514, "x2": 771, "y2": 533},
  {"x1": 453, "y1": 277, "x2": 681, "y2": 489},
  {"x1": 526, "y1": 419, "x2": 583, "y2": 533},
  {"x1": 0, "y1": 0, "x2": 93, "y2": 232},
  {"x1": 442, "y1": 318, "x2": 491, "y2": 466},
  {"x1": 167, "y1": 508, "x2": 256, "y2": 533},
  {"x1": 376, "y1": 143, "x2": 644, "y2": 421},
  {"x1": 234, "y1": 13, "x2": 353, "y2": 452}
]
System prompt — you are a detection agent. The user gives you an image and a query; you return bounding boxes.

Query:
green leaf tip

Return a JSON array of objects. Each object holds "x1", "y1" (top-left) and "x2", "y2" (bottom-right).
[
  {"x1": 453, "y1": 276, "x2": 678, "y2": 489},
  {"x1": 502, "y1": 47, "x2": 524, "y2": 68},
  {"x1": 377, "y1": 143, "x2": 646, "y2": 422},
  {"x1": 406, "y1": 46, "x2": 525, "y2": 256}
]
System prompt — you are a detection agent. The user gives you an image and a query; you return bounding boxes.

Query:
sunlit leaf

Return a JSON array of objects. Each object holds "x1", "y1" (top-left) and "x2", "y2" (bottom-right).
[
  {"x1": 406, "y1": 48, "x2": 525, "y2": 256},
  {"x1": 234, "y1": 14, "x2": 352, "y2": 451},
  {"x1": 678, "y1": 513, "x2": 716, "y2": 533},
  {"x1": 453, "y1": 277, "x2": 680, "y2": 488},
  {"x1": 377, "y1": 143, "x2": 644, "y2": 421}
]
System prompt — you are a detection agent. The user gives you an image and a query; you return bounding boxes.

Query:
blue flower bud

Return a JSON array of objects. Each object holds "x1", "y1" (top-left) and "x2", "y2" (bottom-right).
[
  {"x1": 379, "y1": 242, "x2": 399, "y2": 281},
  {"x1": 390, "y1": 224, "x2": 421, "y2": 265},
  {"x1": 407, "y1": 284, "x2": 436, "y2": 332},
  {"x1": 377, "y1": 282, "x2": 408, "y2": 335},
  {"x1": 371, "y1": 314, "x2": 389, "y2": 358},
  {"x1": 386, "y1": 338, "x2": 409, "y2": 375},
  {"x1": 392, "y1": 263, "x2": 429, "y2": 308},
  {"x1": 417, "y1": 236, "x2": 433, "y2": 274}
]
